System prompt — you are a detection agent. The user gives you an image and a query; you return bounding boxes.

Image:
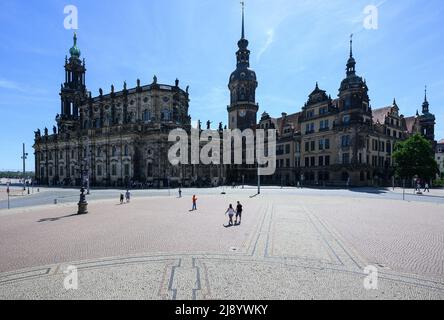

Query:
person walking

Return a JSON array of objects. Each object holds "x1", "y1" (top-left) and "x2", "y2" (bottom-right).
[
  {"x1": 225, "y1": 204, "x2": 235, "y2": 226},
  {"x1": 424, "y1": 183, "x2": 430, "y2": 193},
  {"x1": 191, "y1": 195, "x2": 197, "y2": 211},
  {"x1": 125, "y1": 190, "x2": 131, "y2": 203},
  {"x1": 120, "y1": 193, "x2": 124, "y2": 204},
  {"x1": 235, "y1": 201, "x2": 243, "y2": 225},
  {"x1": 179, "y1": 187, "x2": 182, "y2": 198}
]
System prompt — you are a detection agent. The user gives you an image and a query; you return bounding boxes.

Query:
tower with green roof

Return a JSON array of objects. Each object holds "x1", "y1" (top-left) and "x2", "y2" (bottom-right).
[{"x1": 58, "y1": 33, "x2": 88, "y2": 132}]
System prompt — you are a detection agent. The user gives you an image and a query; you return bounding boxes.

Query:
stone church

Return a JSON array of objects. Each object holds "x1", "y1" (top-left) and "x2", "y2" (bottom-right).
[{"x1": 33, "y1": 33, "x2": 224, "y2": 188}]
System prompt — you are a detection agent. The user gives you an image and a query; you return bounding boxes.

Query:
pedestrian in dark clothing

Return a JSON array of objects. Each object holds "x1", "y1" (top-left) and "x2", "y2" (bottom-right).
[
  {"x1": 120, "y1": 193, "x2": 124, "y2": 204},
  {"x1": 235, "y1": 201, "x2": 243, "y2": 225},
  {"x1": 192, "y1": 195, "x2": 197, "y2": 211},
  {"x1": 179, "y1": 188, "x2": 182, "y2": 198}
]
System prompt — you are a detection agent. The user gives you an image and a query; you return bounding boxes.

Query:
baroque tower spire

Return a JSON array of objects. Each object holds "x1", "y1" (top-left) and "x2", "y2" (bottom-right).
[
  {"x1": 346, "y1": 34, "x2": 356, "y2": 77},
  {"x1": 422, "y1": 85, "x2": 429, "y2": 113},
  {"x1": 227, "y1": 1, "x2": 258, "y2": 130}
]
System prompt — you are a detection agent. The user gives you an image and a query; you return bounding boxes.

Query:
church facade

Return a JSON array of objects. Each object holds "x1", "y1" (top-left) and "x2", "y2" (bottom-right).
[
  {"x1": 34, "y1": 9, "x2": 437, "y2": 188},
  {"x1": 33, "y1": 34, "x2": 225, "y2": 188}
]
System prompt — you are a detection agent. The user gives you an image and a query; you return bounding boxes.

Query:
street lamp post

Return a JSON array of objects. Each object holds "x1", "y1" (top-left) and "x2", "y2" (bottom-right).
[
  {"x1": 257, "y1": 164, "x2": 261, "y2": 195},
  {"x1": 21, "y1": 143, "x2": 28, "y2": 192},
  {"x1": 6, "y1": 181, "x2": 10, "y2": 210}
]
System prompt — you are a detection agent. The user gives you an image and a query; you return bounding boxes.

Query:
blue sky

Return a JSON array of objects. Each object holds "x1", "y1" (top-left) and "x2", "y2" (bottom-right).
[{"x1": 0, "y1": 0, "x2": 443, "y2": 171}]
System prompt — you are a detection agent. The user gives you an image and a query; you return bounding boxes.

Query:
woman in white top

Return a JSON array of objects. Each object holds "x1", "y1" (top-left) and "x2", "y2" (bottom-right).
[{"x1": 225, "y1": 204, "x2": 235, "y2": 226}]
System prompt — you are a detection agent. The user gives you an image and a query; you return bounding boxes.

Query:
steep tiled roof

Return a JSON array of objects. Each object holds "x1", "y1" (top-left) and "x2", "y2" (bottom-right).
[
  {"x1": 276, "y1": 112, "x2": 302, "y2": 134},
  {"x1": 404, "y1": 116, "x2": 417, "y2": 133},
  {"x1": 372, "y1": 106, "x2": 391, "y2": 124}
]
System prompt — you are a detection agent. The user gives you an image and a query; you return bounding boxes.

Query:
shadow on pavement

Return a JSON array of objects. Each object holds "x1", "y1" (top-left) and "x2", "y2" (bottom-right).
[
  {"x1": 348, "y1": 187, "x2": 390, "y2": 195},
  {"x1": 38, "y1": 213, "x2": 79, "y2": 223}
]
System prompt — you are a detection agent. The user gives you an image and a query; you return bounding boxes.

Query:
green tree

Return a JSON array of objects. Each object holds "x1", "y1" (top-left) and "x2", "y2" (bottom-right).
[{"x1": 393, "y1": 134, "x2": 439, "y2": 180}]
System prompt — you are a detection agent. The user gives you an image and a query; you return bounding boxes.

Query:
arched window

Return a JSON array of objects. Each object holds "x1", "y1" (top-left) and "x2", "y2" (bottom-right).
[
  {"x1": 173, "y1": 107, "x2": 179, "y2": 122},
  {"x1": 147, "y1": 162, "x2": 153, "y2": 177},
  {"x1": 161, "y1": 109, "x2": 171, "y2": 121},
  {"x1": 240, "y1": 87, "x2": 245, "y2": 100},
  {"x1": 112, "y1": 146, "x2": 117, "y2": 157},
  {"x1": 143, "y1": 109, "x2": 151, "y2": 122}
]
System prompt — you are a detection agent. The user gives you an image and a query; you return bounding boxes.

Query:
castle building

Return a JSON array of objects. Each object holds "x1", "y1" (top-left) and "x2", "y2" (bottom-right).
[{"x1": 256, "y1": 37, "x2": 436, "y2": 187}]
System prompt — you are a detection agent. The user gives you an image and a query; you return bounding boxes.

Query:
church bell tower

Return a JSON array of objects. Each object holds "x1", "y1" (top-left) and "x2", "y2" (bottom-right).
[{"x1": 58, "y1": 33, "x2": 88, "y2": 133}]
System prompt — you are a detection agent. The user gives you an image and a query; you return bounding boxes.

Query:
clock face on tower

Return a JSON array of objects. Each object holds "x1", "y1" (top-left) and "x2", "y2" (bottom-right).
[{"x1": 239, "y1": 110, "x2": 247, "y2": 117}]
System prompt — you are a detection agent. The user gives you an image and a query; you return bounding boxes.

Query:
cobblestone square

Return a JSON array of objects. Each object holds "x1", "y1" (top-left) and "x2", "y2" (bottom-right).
[{"x1": 0, "y1": 188, "x2": 443, "y2": 300}]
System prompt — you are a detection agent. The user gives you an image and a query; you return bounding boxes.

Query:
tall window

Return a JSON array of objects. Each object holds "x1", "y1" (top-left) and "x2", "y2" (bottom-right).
[
  {"x1": 325, "y1": 156, "x2": 330, "y2": 166},
  {"x1": 124, "y1": 145, "x2": 129, "y2": 157},
  {"x1": 112, "y1": 164, "x2": 117, "y2": 176},
  {"x1": 112, "y1": 146, "x2": 117, "y2": 157},
  {"x1": 320, "y1": 119, "x2": 329, "y2": 130},
  {"x1": 341, "y1": 135, "x2": 350, "y2": 147},
  {"x1": 161, "y1": 109, "x2": 171, "y2": 121},
  {"x1": 342, "y1": 153, "x2": 350, "y2": 164},
  {"x1": 143, "y1": 109, "x2": 151, "y2": 122},
  {"x1": 319, "y1": 140, "x2": 325, "y2": 150}
]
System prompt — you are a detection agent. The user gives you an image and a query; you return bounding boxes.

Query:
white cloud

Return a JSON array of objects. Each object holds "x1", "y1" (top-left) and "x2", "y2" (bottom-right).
[
  {"x1": 0, "y1": 79, "x2": 21, "y2": 91},
  {"x1": 257, "y1": 29, "x2": 275, "y2": 61}
]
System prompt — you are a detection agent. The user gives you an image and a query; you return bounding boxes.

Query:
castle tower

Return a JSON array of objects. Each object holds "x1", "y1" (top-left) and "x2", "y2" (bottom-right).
[
  {"x1": 227, "y1": 2, "x2": 258, "y2": 130},
  {"x1": 419, "y1": 86, "x2": 436, "y2": 144},
  {"x1": 337, "y1": 34, "x2": 372, "y2": 126}
]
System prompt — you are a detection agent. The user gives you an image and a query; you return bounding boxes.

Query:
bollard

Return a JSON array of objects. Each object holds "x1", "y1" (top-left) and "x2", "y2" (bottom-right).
[{"x1": 77, "y1": 187, "x2": 88, "y2": 214}]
